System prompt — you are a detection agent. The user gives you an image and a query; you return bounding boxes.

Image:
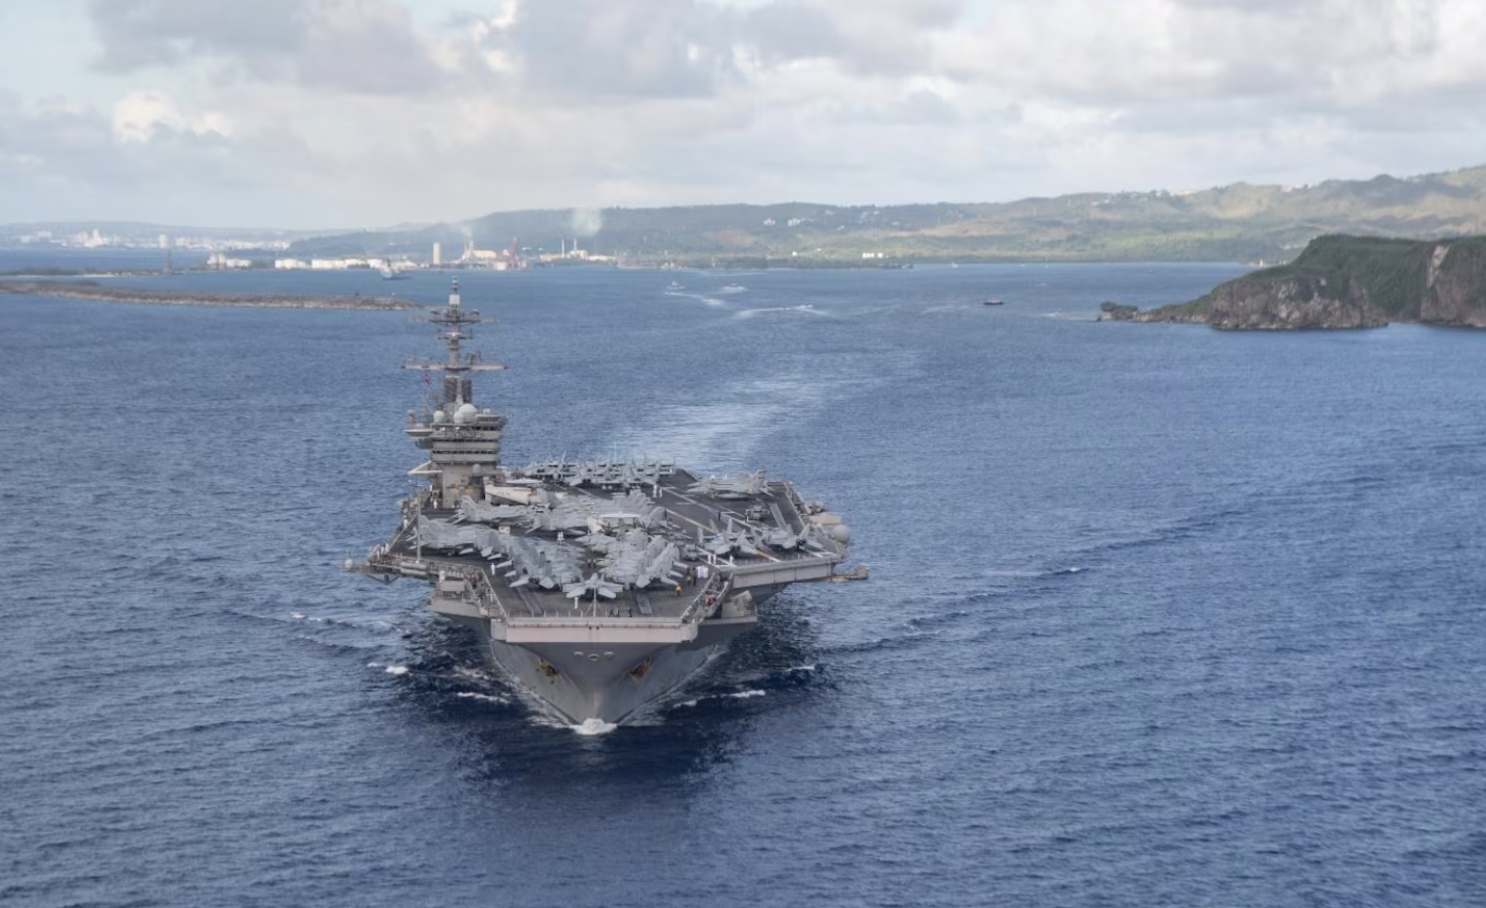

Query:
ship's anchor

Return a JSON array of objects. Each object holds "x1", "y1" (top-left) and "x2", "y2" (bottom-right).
[{"x1": 627, "y1": 659, "x2": 652, "y2": 685}]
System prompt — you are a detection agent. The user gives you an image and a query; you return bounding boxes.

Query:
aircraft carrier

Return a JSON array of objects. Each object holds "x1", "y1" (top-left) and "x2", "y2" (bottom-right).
[{"x1": 348, "y1": 280, "x2": 857, "y2": 728}]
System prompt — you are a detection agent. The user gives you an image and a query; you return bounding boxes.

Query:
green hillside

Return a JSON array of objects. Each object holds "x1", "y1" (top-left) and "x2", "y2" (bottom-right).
[
  {"x1": 1120, "y1": 233, "x2": 1486, "y2": 329},
  {"x1": 287, "y1": 164, "x2": 1486, "y2": 265}
]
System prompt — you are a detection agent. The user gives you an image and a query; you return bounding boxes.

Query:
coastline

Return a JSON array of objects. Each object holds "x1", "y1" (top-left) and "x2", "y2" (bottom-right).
[
  {"x1": 1098, "y1": 235, "x2": 1486, "y2": 330},
  {"x1": 0, "y1": 279, "x2": 419, "y2": 311}
]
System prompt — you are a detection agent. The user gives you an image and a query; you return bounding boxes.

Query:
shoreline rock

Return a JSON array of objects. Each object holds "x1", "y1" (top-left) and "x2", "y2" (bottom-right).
[{"x1": 1102, "y1": 235, "x2": 1486, "y2": 330}]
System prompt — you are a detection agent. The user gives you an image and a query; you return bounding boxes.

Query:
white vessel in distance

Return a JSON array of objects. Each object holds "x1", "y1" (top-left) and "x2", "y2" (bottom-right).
[{"x1": 349, "y1": 280, "x2": 857, "y2": 727}]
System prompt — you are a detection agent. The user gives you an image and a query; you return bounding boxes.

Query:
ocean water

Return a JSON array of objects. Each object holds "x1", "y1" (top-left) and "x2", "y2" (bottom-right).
[
  {"x1": 0, "y1": 247, "x2": 210, "y2": 273},
  {"x1": 1, "y1": 263, "x2": 1483, "y2": 908}
]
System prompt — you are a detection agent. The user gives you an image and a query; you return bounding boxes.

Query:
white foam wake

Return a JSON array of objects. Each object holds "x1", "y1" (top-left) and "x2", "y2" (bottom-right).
[
  {"x1": 666, "y1": 290, "x2": 726, "y2": 307},
  {"x1": 603, "y1": 370, "x2": 857, "y2": 471},
  {"x1": 922, "y1": 303, "x2": 976, "y2": 314},
  {"x1": 733, "y1": 304, "x2": 820, "y2": 319},
  {"x1": 571, "y1": 718, "x2": 619, "y2": 736},
  {"x1": 678, "y1": 688, "x2": 768, "y2": 708},
  {"x1": 455, "y1": 691, "x2": 507, "y2": 704}
]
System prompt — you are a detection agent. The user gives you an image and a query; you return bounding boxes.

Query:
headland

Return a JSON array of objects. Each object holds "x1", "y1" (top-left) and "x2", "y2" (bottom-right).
[{"x1": 1100, "y1": 235, "x2": 1486, "y2": 330}]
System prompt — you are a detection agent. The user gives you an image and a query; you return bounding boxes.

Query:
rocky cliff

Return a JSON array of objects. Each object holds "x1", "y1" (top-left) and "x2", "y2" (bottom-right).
[
  {"x1": 1101, "y1": 235, "x2": 1486, "y2": 329},
  {"x1": 1420, "y1": 242, "x2": 1486, "y2": 327}
]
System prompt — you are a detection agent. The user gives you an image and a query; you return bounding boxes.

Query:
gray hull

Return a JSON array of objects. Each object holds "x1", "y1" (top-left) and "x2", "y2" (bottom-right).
[
  {"x1": 487, "y1": 633, "x2": 721, "y2": 726},
  {"x1": 446, "y1": 612, "x2": 754, "y2": 725}
]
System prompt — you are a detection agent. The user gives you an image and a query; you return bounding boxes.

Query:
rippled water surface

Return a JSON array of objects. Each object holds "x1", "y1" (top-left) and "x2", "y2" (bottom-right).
[{"x1": 2, "y1": 263, "x2": 1483, "y2": 907}]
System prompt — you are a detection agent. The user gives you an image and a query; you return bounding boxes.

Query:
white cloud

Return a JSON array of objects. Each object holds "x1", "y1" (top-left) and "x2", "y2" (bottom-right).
[
  {"x1": 939, "y1": 0, "x2": 1486, "y2": 113},
  {"x1": 111, "y1": 89, "x2": 233, "y2": 143},
  {"x1": 0, "y1": 0, "x2": 1484, "y2": 225},
  {"x1": 88, "y1": 0, "x2": 450, "y2": 94}
]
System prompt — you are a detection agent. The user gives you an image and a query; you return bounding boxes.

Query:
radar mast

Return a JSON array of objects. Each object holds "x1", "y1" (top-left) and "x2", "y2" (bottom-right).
[
  {"x1": 403, "y1": 279, "x2": 506, "y2": 408},
  {"x1": 402, "y1": 280, "x2": 508, "y2": 505}
]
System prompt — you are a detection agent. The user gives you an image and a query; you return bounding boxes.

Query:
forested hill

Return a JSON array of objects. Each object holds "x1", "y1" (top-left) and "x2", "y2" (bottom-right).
[
  {"x1": 1104, "y1": 234, "x2": 1486, "y2": 329},
  {"x1": 288, "y1": 164, "x2": 1486, "y2": 266}
]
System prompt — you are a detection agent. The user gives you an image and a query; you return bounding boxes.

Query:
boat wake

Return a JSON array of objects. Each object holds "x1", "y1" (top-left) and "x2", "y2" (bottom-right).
[
  {"x1": 454, "y1": 691, "x2": 509, "y2": 705},
  {"x1": 291, "y1": 612, "x2": 404, "y2": 634},
  {"x1": 733, "y1": 304, "x2": 822, "y2": 319},
  {"x1": 922, "y1": 303, "x2": 980, "y2": 314},
  {"x1": 664, "y1": 290, "x2": 727, "y2": 307},
  {"x1": 674, "y1": 688, "x2": 768, "y2": 709},
  {"x1": 904, "y1": 609, "x2": 971, "y2": 631},
  {"x1": 259, "y1": 605, "x2": 411, "y2": 652},
  {"x1": 822, "y1": 631, "x2": 932, "y2": 656},
  {"x1": 604, "y1": 369, "x2": 865, "y2": 470}
]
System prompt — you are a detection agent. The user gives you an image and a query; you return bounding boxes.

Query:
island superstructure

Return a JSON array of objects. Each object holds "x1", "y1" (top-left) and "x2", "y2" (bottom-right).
[{"x1": 349, "y1": 280, "x2": 856, "y2": 726}]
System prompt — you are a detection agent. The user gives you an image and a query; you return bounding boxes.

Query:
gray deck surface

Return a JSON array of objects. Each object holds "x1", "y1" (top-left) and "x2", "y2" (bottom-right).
[{"x1": 388, "y1": 467, "x2": 834, "y2": 620}]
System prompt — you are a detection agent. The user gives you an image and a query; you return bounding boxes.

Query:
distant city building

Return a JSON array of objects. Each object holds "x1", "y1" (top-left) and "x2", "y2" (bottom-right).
[
  {"x1": 208, "y1": 252, "x2": 251, "y2": 269},
  {"x1": 275, "y1": 257, "x2": 387, "y2": 271},
  {"x1": 3, "y1": 225, "x2": 289, "y2": 252}
]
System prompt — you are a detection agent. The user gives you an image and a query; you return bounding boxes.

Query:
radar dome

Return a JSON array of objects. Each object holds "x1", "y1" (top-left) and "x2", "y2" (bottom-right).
[
  {"x1": 827, "y1": 524, "x2": 852, "y2": 544},
  {"x1": 454, "y1": 403, "x2": 478, "y2": 424},
  {"x1": 433, "y1": 410, "x2": 446, "y2": 423}
]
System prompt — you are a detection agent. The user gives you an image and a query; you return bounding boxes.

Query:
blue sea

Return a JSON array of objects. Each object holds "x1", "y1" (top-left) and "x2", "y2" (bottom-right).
[{"x1": 1, "y1": 261, "x2": 1483, "y2": 908}]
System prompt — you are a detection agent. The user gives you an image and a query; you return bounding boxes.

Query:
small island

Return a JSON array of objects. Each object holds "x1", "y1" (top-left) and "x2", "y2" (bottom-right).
[
  {"x1": 0, "y1": 279, "x2": 419, "y2": 311},
  {"x1": 1101, "y1": 234, "x2": 1486, "y2": 329}
]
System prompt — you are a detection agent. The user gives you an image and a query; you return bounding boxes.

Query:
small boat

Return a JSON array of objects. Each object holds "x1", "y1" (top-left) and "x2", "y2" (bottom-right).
[
  {"x1": 667, "y1": 280, "x2": 684, "y2": 291},
  {"x1": 983, "y1": 297, "x2": 1004, "y2": 306}
]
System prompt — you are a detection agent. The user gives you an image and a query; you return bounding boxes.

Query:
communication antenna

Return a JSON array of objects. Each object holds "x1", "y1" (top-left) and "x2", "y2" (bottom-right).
[{"x1": 402, "y1": 279, "x2": 506, "y2": 408}]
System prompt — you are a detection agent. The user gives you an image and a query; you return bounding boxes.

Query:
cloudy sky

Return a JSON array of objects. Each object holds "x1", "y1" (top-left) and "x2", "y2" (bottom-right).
[{"x1": 1, "y1": 0, "x2": 1483, "y2": 228}]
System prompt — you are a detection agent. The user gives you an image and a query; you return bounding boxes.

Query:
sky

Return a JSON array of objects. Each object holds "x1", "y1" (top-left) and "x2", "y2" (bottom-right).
[{"x1": 1, "y1": 0, "x2": 1484, "y2": 228}]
